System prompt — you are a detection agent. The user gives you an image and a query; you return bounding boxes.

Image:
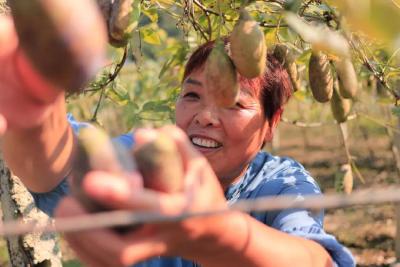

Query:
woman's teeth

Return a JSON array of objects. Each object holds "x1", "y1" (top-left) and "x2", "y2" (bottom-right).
[{"x1": 191, "y1": 137, "x2": 221, "y2": 148}]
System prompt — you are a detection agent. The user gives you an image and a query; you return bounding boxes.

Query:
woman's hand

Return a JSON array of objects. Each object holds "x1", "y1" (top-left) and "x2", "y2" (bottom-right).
[{"x1": 56, "y1": 126, "x2": 229, "y2": 266}]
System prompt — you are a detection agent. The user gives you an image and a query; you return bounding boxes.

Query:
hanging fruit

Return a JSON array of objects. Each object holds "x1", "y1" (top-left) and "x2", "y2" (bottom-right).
[
  {"x1": 341, "y1": 164, "x2": 353, "y2": 195},
  {"x1": 9, "y1": 0, "x2": 107, "y2": 94},
  {"x1": 230, "y1": 8, "x2": 267, "y2": 79},
  {"x1": 335, "y1": 57, "x2": 358, "y2": 99},
  {"x1": 273, "y1": 44, "x2": 301, "y2": 92},
  {"x1": 331, "y1": 86, "x2": 352, "y2": 123},
  {"x1": 309, "y1": 51, "x2": 334, "y2": 103},
  {"x1": 205, "y1": 40, "x2": 239, "y2": 108},
  {"x1": 109, "y1": 0, "x2": 136, "y2": 47}
]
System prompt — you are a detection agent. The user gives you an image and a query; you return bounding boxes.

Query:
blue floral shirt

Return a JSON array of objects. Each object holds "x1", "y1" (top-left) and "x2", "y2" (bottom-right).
[{"x1": 30, "y1": 115, "x2": 355, "y2": 267}]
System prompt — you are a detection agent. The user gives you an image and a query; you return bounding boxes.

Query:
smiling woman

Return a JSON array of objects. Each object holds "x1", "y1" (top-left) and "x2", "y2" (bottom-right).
[
  {"x1": 53, "y1": 40, "x2": 354, "y2": 267},
  {"x1": 176, "y1": 40, "x2": 292, "y2": 189}
]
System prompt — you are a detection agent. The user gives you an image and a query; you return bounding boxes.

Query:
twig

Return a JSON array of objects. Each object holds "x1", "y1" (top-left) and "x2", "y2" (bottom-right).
[
  {"x1": 192, "y1": 0, "x2": 219, "y2": 16},
  {"x1": 349, "y1": 36, "x2": 400, "y2": 102},
  {"x1": 259, "y1": 22, "x2": 288, "y2": 28},
  {"x1": 2, "y1": 187, "x2": 400, "y2": 237},
  {"x1": 188, "y1": 0, "x2": 209, "y2": 41},
  {"x1": 89, "y1": 46, "x2": 128, "y2": 121},
  {"x1": 358, "y1": 113, "x2": 400, "y2": 134},
  {"x1": 281, "y1": 114, "x2": 357, "y2": 128}
]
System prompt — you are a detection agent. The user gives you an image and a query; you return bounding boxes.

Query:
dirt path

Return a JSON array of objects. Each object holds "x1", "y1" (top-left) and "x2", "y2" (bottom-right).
[{"x1": 275, "y1": 121, "x2": 398, "y2": 266}]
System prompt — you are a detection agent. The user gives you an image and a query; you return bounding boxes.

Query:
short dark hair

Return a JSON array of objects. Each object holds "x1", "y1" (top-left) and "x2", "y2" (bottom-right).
[{"x1": 183, "y1": 39, "x2": 293, "y2": 124}]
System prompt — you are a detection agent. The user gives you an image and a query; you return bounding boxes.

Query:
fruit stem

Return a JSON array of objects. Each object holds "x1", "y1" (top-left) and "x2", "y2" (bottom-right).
[{"x1": 217, "y1": 0, "x2": 222, "y2": 39}]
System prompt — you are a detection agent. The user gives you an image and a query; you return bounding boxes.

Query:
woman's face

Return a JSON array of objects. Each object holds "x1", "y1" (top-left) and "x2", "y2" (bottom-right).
[{"x1": 175, "y1": 67, "x2": 278, "y2": 188}]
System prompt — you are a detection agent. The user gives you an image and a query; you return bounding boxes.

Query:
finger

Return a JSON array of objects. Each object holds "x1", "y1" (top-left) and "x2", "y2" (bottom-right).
[
  {"x1": 134, "y1": 128, "x2": 157, "y2": 145},
  {"x1": 120, "y1": 235, "x2": 168, "y2": 266},
  {"x1": 65, "y1": 234, "x2": 110, "y2": 267},
  {"x1": 0, "y1": 16, "x2": 17, "y2": 58},
  {"x1": 158, "y1": 126, "x2": 212, "y2": 189},
  {"x1": 56, "y1": 197, "x2": 127, "y2": 267},
  {"x1": 82, "y1": 170, "x2": 186, "y2": 214},
  {"x1": 159, "y1": 125, "x2": 201, "y2": 161},
  {"x1": 66, "y1": 228, "x2": 128, "y2": 267}
]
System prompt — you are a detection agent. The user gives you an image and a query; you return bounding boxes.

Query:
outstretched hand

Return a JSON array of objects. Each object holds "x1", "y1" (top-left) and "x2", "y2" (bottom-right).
[{"x1": 56, "y1": 126, "x2": 229, "y2": 266}]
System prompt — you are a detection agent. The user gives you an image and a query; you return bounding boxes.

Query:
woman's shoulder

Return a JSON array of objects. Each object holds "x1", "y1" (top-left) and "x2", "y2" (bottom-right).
[
  {"x1": 251, "y1": 151, "x2": 312, "y2": 181},
  {"x1": 67, "y1": 113, "x2": 135, "y2": 149},
  {"x1": 243, "y1": 151, "x2": 321, "y2": 198}
]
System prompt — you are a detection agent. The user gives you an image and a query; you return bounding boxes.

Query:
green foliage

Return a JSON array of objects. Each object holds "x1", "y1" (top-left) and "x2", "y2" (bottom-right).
[
  {"x1": 66, "y1": 0, "x2": 399, "y2": 139},
  {"x1": 392, "y1": 106, "x2": 400, "y2": 118},
  {"x1": 0, "y1": 240, "x2": 9, "y2": 266}
]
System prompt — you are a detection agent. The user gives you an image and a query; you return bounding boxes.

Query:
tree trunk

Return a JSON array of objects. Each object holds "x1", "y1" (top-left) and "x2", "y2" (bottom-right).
[
  {"x1": 0, "y1": 155, "x2": 62, "y2": 267},
  {"x1": 0, "y1": 2, "x2": 62, "y2": 266}
]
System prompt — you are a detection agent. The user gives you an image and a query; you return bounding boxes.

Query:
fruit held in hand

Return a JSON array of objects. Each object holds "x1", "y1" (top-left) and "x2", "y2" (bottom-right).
[
  {"x1": 71, "y1": 127, "x2": 184, "y2": 215},
  {"x1": 9, "y1": 0, "x2": 107, "y2": 93},
  {"x1": 205, "y1": 40, "x2": 239, "y2": 108},
  {"x1": 71, "y1": 126, "x2": 130, "y2": 213},
  {"x1": 230, "y1": 8, "x2": 267, "y2": 79},
  {"x1": 309, "y1": 51, "x2": 333, "y2": 103},
  {"x1": 134, "y1": 132, "x2": 184, "y2": 193}
]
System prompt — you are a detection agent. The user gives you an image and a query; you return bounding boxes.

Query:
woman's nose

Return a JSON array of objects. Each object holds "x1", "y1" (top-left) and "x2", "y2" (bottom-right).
[{"x1": 194, "y1": 106, "x2": 221, "y2": 127}]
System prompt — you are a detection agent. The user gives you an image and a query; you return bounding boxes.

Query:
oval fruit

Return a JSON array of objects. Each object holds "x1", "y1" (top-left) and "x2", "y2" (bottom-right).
[
  {"x1": 205, "y1": 41, "x2": 239, "y2": 108},
  {"x1": 9, "y1": 0, "x2": 107, "y2": 93},
  {"x1": 134, "y1": 132, "x2": 184, "y2": 193},
  {"x1": 71, "y1": 127, "x2": 184, "y2": 231},
  {"x1": 309, "y1": 51, "x2": 333, "y2": 103},
  {"x1": 230, "y1": 8, "x2": 267, "y2": 78},
  {"x1": 109, "y1": 0, "x2": 136, "y2": 47},
  {"x1": 273, "y1": 44, "x2": 301, "y2": 92},
  {"x1": 331, "y1": 87, "x2": 351, "y2": 123},
  {"x1": 335, "y1": 57, "x2": 358, "y2": 99}
]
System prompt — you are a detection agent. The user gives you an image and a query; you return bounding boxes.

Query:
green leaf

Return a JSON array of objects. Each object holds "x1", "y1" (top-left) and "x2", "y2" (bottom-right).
[
  {"x1": 293, "y1": 89, "x2": 307, "y2": 102},
  {"x1": 142, "y1": 100, "x2": 170, "y2": 112},
  {"x1": 159, "y1": 58, "x2": 173, "y2": 79},
  {"x1": 296, "y1": 48, "x2": 312, "y2": 64},
  {"x1": 107, "y1": 88, "x2": 129, "y2": 106},
  {"x1": 127, "y1": 0, "x2": 142, "y2": 34},
  {"x1": 140, "y1": 25, "x2": 161, "y2": 45},
  {"x1": 392, "y1": 106, "x2": 400, "y2": 117},
  {"x1": 142, "y1": 8, "x2": 158, "y2": 23}
]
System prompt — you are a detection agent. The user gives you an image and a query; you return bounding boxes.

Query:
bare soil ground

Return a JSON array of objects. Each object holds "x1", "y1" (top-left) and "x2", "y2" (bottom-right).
[{"x1": 274, "y1": 121, "x2": 399, "y2": 267}]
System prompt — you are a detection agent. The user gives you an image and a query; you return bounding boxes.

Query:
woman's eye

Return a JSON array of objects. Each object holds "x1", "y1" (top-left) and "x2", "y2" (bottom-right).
[
  {"x1": 235, "y1": 102, "x2": 245, "y2": 108},
  {"x1": 183, "y1": 92, "x2": 199, "y2": 99}
]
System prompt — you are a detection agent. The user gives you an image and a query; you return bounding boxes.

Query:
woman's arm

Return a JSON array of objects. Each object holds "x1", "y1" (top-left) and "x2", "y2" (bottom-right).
[
  {"x1": 0, "y1": 0, "x2": 106, "y2": 193},
  {"x1": 2, "y1": 96, "x2": 74, "y2": 193},
  {"x1": 190, "y1": 211, "x2": 333, "y2": 267},
  {"x1": 56, "y1": 127, "x2": 335, "y2": 267},
  {"x1": 0, "y1": 16, "x2": 75, "y2": 192}
]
